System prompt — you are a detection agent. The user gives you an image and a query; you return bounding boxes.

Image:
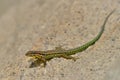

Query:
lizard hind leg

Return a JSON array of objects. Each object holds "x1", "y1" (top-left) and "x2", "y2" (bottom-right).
[
  {"x1": 60, "y1": 54, "x2": 79, "y2": 61},
  {"x1": 55, "y1": 45, "x2": 66, "y2": 51}
]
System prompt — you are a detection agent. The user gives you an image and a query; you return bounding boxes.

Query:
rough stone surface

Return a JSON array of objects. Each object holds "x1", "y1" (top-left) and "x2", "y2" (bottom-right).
[{"x1": 0, "y1": 0, "x2": 120, "y2": 80}]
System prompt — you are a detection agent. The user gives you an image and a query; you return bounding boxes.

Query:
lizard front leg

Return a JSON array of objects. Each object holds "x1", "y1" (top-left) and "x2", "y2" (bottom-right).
[
  {"x1": 34, "y1": 54, "x2": 47, "y2": 67},
  {"x1": 38, "y1": 57, "x2": 47, "y2": 67}
]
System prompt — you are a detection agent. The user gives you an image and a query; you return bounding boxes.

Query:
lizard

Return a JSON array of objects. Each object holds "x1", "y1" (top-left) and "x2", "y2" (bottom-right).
[{"x1": 25, "y1": 10, "x2": 115, "y2": 67}]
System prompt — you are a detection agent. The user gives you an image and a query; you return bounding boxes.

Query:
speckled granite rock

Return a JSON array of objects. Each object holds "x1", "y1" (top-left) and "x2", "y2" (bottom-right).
[{"x1": 0, "y1": 0, "x2": 120, "y2": 80}]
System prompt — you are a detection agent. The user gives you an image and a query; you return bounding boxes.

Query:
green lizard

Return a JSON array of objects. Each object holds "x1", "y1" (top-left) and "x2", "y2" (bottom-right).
[{"x1": 26, "y1": 10, "x2": 115, "y2": 67}]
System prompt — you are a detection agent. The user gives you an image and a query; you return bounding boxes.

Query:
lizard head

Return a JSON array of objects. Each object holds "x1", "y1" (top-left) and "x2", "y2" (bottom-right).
[{"x1": 25, "y1": 51, "x2": 43, "y2": 59}]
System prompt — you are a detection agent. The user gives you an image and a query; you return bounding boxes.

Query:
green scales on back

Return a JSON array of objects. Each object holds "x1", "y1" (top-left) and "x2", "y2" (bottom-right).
[{"x1": 26, "y1": 10, "x2": 115, "y2": 67}]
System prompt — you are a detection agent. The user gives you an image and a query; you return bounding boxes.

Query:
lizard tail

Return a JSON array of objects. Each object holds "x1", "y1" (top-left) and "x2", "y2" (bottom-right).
[{"x1": 66, "y1": 9, "x2": 115, "y2": 55}]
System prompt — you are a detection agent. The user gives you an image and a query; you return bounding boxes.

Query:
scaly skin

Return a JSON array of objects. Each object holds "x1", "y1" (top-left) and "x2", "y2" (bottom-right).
[{"x1": 26, "y1": 10, "x2": 115, "y2": 67}]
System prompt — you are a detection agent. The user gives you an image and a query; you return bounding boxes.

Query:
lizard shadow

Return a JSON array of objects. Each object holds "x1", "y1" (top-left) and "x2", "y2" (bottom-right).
[
  {"x1": 29, "y1": 59, "x2": 43, "y2": 68},
  {"x1": 29, "y1": 58, "x2": 51, "y2": 68}
]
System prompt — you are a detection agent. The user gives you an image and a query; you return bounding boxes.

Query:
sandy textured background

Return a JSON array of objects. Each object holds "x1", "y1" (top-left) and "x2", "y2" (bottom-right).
[{"x1": 0, "y1": 0, "x2": 120, "y2": 80}]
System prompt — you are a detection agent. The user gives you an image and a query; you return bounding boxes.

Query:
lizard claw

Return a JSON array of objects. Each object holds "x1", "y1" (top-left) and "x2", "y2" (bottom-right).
[{"x1": 72, "y1": 57, "x2": 79, "y2": 61}]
